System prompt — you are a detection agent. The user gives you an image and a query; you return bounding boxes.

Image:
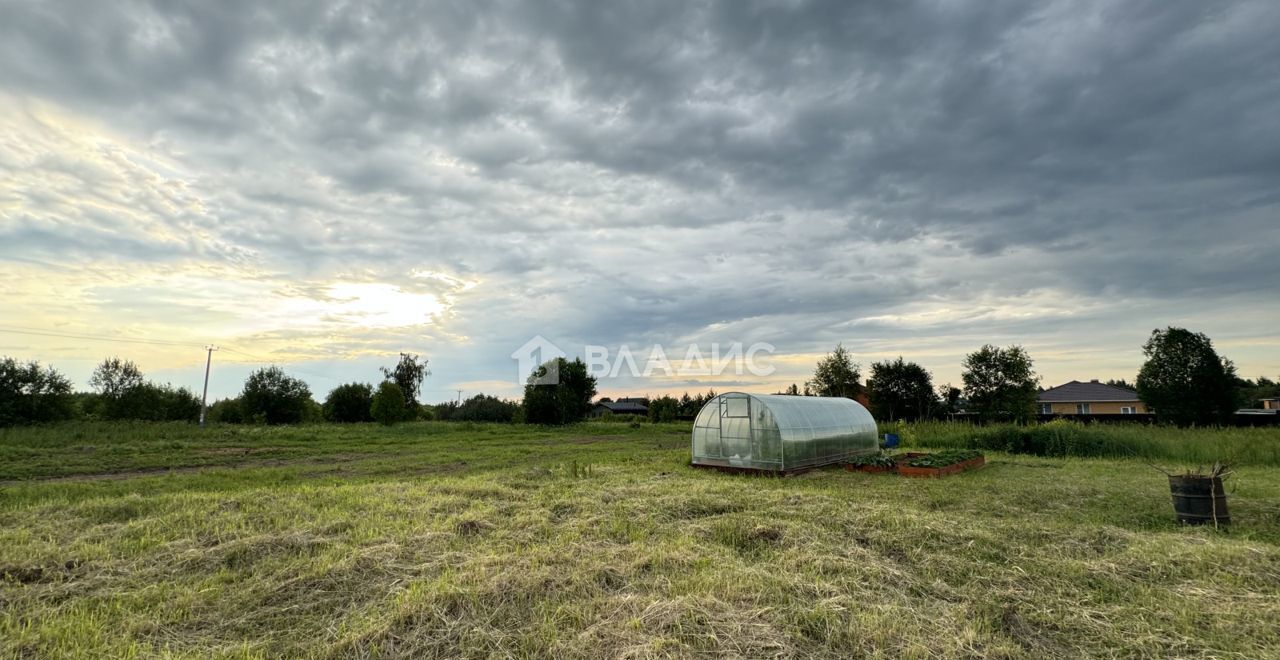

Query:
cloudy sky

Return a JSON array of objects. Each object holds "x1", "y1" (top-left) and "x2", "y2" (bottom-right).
[{"x1": 1, "y1": 0, "x2": 1278, "y2": 402}]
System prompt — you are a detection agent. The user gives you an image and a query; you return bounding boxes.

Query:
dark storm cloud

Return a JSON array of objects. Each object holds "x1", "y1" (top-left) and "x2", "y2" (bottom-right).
[{"x1": 1, "y1": 0, "x2": 1278, "y2": 392}]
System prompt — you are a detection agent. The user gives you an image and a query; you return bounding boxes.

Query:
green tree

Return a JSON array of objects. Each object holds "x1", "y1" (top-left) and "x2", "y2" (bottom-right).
[
  {"x1": 453, "y1": 393, "x2": 519, "y2": 422},
  {"x1": 936, "y1": 384, "x2": 962, "y2": 416},
  {"x1": 90, "y1": 356, "x2": 145, "y2": 419},
  {"x1": 1136, "y1": 327, "x2": 1237, "y2": 426},
  {"x1": 522, "y1": 357, "x2": 598, "y2": 425},
  {"x1": 127, "y1": 383, "x2": 200, "y2": 422},
  {"x1": 808, "y1": 344, "x2": 862, "y2": 399},
  {"x1": 323, "y1": 383, "x2": 374, "y2": 423},
  {"x1": 89, "y1": 357, "x2": 144, "y2": 400},
  {"x1": 111, "y1": 383, "x2": 200, "y2": 421},
  {"x1": 1235, "y1": 375, "x2": 1280, "y2": 410},
  {"x1": 432, "y1": 399, "x2": 460, "y2": 421},
  {"x1": 962, "y1": 345, "x2": 1039, "y2": 423},
  {"x1": 207, "y1": 397, "x2": 244, "y2": 424},
  {"x1": 868, "y1": 357, "x2": 936, "y2": 421},
  {"x1": 648, "y1": 395, "x2": 679, "y2": 423},
  {"x1": 380, "y1": 353, "x2": 429, "y2": 413},
  {"x1": 370, "y1": 381, "x2": 407, "y2": 425},
  {"x1": 0, "y1": 357, "x2": 74, "y2": 426},
  {"x1": 87, "y1": 358, "x2": 198, "y2": 421},
  {"x1": 240, "y1": 366, "x2": 313, "y2": 425}
]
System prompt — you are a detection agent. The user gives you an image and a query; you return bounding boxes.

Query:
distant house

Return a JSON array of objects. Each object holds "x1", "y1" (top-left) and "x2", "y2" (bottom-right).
[
  {"x1": 590, "y1": 399, "x2": 649, "y2": 417},
  {"x1": 1037, "y1": 380, "x2": 1147, "y2": 415},
  {"x1": 1261, "y1": 398, "x2": 1280, "y2": 411}
]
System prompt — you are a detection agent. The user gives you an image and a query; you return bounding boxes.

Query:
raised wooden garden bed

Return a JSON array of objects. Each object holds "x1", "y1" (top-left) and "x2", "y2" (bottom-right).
[{"x1": 896, "y1": 451, "x2": 985, "y2": 478}]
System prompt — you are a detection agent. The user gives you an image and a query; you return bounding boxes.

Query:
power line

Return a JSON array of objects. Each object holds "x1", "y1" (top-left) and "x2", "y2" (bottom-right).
[
  {"x1": 218, "y1": 346, "x2": 271, "y2": 362},
  {"x1": 0, "y1": 325, "x2": 207, "y2": 348},
  {"x1": 218, "y1": 346, "x2": 353, "y2": 384},
  {"x1": 219, "y1": 348, "x2": 462, "y2": 391}
]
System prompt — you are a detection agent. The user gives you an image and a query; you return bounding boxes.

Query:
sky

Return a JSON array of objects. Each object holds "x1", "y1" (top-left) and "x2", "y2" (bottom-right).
[{"x1": 1, "y1": 0, "x2": 1278, "y2": 403}]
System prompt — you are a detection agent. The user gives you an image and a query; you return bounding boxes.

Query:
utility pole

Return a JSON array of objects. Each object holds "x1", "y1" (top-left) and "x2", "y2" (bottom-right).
[{"x1": 199, "y1": 345, "x2": 219, "y2": 427}]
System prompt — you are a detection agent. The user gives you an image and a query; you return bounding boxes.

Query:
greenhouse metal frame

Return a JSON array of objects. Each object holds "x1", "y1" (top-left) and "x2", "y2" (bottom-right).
[{"x1": 691, "y1": 392, "x2": 878, "y2": 473}]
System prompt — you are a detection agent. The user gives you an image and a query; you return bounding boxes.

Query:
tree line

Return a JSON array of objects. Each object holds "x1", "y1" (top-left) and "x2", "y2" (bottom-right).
[
  {"x1": 1, "y1": 326, "x2": 1273, "y2": 428},
  {"x1": 0, "y1": 356, "x2": 201, "y2": 427},
  {"x1": 0, "y1": 352, "x2": 536, "y2": 427},
  {"x1": 766, "y1": 327, "x2": 1267, "y2": 426},
  {"x1": 768, "y1": 342, "x2": 1024, "y2": 423}
]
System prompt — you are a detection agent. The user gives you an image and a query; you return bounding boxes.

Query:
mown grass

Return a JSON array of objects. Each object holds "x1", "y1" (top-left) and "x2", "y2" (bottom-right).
[
  {"x1": 888, "y1": 419, "x2": 1280, "y2": 467},
  {"x1": 2, "y1": 421, "x2": 1280, "y2": 658}
]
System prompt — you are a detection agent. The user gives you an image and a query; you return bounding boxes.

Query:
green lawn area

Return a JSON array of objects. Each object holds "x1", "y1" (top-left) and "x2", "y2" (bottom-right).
[{"x1": 2, "y1": 421, "x2": 1280, "y2": 658}]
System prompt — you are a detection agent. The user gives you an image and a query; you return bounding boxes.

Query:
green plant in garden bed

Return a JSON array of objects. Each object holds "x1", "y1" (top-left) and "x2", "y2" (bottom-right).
[
  {"x1": 846, "y1": 453, "x2": 898, "y2": 468},
  {"x1": 906, "y1": 449, "x2": 983, "y2": 468}
]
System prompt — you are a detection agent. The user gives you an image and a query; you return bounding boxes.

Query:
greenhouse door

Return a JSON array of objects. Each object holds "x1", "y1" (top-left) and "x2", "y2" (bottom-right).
[{"x1": 718, "y1": 394, "x2": 752, "y2": 464}]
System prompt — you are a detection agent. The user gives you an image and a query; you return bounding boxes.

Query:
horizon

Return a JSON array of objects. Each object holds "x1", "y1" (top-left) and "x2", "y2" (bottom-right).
[
  {"x1": 3, "y1": 1, "x2": 1278, "y2": 403},
  {"x1": 0, "y1": 329, "x2": 1261, "y2": 405}
]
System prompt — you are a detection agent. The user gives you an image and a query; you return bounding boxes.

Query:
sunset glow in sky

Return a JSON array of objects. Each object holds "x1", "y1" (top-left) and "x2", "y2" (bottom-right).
[{"x1": 2, "y1": 1, "x2": 1278, "y2": 401}]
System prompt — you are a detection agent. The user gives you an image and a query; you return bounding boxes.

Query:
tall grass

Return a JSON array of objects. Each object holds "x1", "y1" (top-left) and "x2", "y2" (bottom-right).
[
  {"x1": 888, "y1": 419, "x2": 1280, "y2": 466},
  {"x1": 2, "y1": 422, "x2": 1280, "y2": 656}
]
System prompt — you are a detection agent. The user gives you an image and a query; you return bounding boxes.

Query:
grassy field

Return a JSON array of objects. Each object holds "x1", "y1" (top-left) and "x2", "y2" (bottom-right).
[
  {"x1": 886, "y1": 419, "x2": 1280, "y2": 466},
  {"x1": 2, "y1": 421, "x2": 1280, "y2": 658}
]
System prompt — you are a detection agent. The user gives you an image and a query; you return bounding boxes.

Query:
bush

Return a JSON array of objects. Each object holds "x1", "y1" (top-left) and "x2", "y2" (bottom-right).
[
  {"x1": 648, "y1": 396, "x2": 679, "y2": 423},
  {"x1": 69, "y1": 392, "x2": 103, "y2": 420},
  {"x1": 85, "y1": 357, "x2": 200, "y2": 422},
  {"x1": 207, "y1": 397, "x2": 244, "y2": 424},
  {"x1": 453, "y1": 394, "x2": 519, "y2": 423},
  {"x1": 88, "y1": 372, "x2": 199, "y2": 423},
  {"x1": 154, "y1": 384, "x2": 201, "y2": 422},
  {"x1": 371, "y1": 382, "x2": 407, "y2": 425},
  {"x1": 596, "y1": 413, "x2": 645, "y2": 424},
  {"x1": 323, "y1": 383, "x2": 374, "y2": 423},
  {"x1": 890, "y1": 419, "x2": 1280, "y2": 465},
  {"x1": 302, "y1": 398, "x2": 324, "y2": 423},
  {"x1": 240, "y1": 366, "x2": 314, "y2": 425},
  {"x1": 109, "y1": 383, "x2": 201, "y2": 422},
  {"x1": 431, "y1": 400, "x2": 460, "y2": 421},
  {"x1": 0, "y1": 357, "x2": 75, "y2": 426}
]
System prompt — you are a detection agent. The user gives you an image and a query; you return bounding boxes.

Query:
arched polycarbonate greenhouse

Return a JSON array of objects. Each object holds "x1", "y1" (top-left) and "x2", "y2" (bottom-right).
[{"x1": 691, "y1": 392, "x2": 878, "y2": 473}]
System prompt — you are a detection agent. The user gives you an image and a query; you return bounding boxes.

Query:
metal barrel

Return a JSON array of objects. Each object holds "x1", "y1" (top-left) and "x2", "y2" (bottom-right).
[{"x1": 1168, "y1": 475, "x2": 1230, "y2": 525}]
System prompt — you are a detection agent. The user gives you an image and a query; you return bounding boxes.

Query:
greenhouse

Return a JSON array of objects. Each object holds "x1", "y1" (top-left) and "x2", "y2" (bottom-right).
[{"x1": 691, "y1": 392, "x2": 879, "y2": 472}]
